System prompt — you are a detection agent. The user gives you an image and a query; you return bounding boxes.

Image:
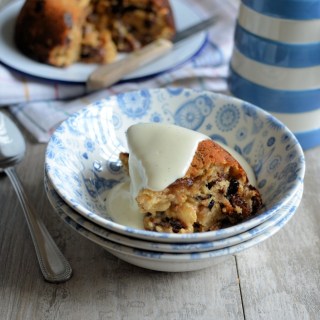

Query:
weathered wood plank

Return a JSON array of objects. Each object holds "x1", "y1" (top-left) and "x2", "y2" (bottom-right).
[
  {"x1": 0, "y1": 113, "x2": 244, "y2": 319},
  {"x1": 236, "y1": 147, "x2": 320, "y2": 320},
  {"x1": 1, "y1": 110, "x2": 319, "y2": 319}
]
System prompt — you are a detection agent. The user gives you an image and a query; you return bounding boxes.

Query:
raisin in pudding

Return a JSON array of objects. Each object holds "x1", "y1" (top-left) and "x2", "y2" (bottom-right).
[{"x1": 108, "y1": 123, "x2": 263, "y2": 233}]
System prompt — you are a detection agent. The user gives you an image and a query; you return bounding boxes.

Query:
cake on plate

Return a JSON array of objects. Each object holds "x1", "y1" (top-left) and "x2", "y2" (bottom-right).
[{"x1": 14, "y1": 0, "x2": 176, "y2": 67}]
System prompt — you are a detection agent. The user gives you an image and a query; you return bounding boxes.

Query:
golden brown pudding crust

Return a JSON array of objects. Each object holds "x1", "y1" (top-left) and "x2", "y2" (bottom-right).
[
  {"x1": 15, "y1": 0, "x2": 87, "y2": 66},
  {"x1": 120, "y1": 139, "x2": 263, "y2": 234},
  {"x1": 184, "y1": 139, "x2": 246, "y2": 181},
  {"x1": 14, "y1": 0, "x2": 176, "y2": 67}
]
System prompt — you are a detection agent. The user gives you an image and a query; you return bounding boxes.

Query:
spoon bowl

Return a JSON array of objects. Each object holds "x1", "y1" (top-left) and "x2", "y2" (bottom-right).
[{"x1": 0, "y1": 111, "x2": 25, "y2": 164}]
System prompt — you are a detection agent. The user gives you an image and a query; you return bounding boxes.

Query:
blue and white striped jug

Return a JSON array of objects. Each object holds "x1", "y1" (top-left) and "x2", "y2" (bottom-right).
[{"x1": 229, "y1": 0, "x2": 320, "y2": 150}]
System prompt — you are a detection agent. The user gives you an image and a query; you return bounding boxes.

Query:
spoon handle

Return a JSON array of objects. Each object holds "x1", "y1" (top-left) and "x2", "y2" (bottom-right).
[{"x1": 5, "y1": 167, "x2": 72, "y2": 283}]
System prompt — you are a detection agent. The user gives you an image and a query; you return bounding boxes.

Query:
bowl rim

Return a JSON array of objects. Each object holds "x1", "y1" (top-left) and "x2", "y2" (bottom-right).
[
  {"x1": 49, "y1": 183, "x2": 302, "y2": 262},
  {"x1": 45, "y1": 172, "x2": 303, "y2": 251},
  {"x1": 45, "y1": 88, "x2": 306, "y2": 243}
]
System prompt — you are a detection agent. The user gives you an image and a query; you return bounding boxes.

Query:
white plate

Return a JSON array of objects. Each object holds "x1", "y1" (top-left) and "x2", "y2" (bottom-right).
[
  {"x1": 44, "y1": 88, "x2": 305, "y2": 243},
  {"x1": 0, "y1": 0, "x2": 207, "y2": 83},
  {"x1": 44, "y1": 171, "x2": 302, "y2": 253},
  {"x1": 46, "y1": 181, "x2": 302, "y2": 272}
]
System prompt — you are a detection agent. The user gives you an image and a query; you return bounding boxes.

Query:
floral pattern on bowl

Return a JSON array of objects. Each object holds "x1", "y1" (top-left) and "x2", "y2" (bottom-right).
[
  {"x1": 45, "y1": 88, "x2": 305, "y2": 242},
  {"x1": 45, "y1": 171, "x2": 303, "y2": 253},
  {"x1": 45, "y1": 176, "x2": 303, "y2": 272}
]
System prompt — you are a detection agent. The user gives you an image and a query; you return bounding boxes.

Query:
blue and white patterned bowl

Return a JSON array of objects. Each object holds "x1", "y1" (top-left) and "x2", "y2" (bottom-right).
[
  {"x1": 44, "y1": 171, "x2": 303, "y2": 253},
  {"x1": 45, "y1": 176, "x2": 302, "y2": 272},
  {"x1": 45, "y1": 88, "x2": 305, "y2": 243}
]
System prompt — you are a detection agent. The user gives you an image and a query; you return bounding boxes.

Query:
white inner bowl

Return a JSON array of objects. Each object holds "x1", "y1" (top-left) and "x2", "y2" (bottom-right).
[{"x1": 45, "y1": 88, "x2": 305, "y2": 243}]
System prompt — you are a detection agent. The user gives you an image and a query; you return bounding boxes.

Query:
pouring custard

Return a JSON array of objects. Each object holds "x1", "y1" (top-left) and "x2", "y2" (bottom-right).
[{"x1": 107, "y1": 123, "x2": 263, "y2": 233}]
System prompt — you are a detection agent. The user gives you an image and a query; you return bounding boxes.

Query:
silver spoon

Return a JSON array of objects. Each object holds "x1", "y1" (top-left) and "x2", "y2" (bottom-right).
[{"x1": 0, "y1": 111, "x2": 72, "y2": 283}]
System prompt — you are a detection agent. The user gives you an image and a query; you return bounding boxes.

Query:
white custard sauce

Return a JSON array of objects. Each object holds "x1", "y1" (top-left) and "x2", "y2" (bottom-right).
[
  {"x1": 106, "y1": 180, "x2": 144, "y2": 229},
  {"x1": 107, "y1": 123, "x2": 256, "y2": 229}
]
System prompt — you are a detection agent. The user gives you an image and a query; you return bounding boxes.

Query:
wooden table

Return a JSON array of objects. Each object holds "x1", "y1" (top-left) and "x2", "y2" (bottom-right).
[{"x1": 0, "y1": 109, "x2": 319, "y2": 320}]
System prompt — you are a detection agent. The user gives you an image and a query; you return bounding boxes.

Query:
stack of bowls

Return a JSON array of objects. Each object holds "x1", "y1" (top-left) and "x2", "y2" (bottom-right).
[
  {"x1": 44, "y1": 88, "x2": 305, "y2": 272},
  {"x1": 229, "y1": 0, "x2": 320, "y2": 150}
]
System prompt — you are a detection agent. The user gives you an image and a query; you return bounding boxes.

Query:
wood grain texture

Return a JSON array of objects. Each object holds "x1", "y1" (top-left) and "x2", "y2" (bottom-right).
[
  {"x1": 0, "y1": 115, "x2": 319, "y2": 319},
  {"x1": 0, "y1": 114, "x2": 244, "y2": 319},
  {"x1": 236, "y1": 148, "x2": 320, "y2": 320}
]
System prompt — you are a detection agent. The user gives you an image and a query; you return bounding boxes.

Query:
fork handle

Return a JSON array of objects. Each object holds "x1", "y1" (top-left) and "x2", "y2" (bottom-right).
[{"x1": 5, "y1": 167, "x2": 72, "y2": 283}]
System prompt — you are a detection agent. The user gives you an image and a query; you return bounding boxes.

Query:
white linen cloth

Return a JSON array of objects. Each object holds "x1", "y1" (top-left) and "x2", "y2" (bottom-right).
[{"x1": 0, "y1": 0, "x2": 239, "y2": 142}]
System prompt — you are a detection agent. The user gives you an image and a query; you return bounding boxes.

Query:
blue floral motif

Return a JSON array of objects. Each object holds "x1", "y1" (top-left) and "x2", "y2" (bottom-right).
[
  {"x1": 210, "y1": 134, "x2": 228, "y2": 145},
  {"x1": 286, "y1": 150, "x2": 297, "y2": 162},
  {"x1": 243, "y1": 103, "x2": 263, "y2": 134},
  {"x1": 267, "y1": 137, "x2": 276, "y2": 147},
  {"x1": 281, "y1": 133, "x2": 290, "y2": 144},
  {"x1": 234, "y1": 142, "x2": 254, "y2": 157},
  {"x1": 253, "y1": 145, "x2": 276, "y2": 179},
  {"x1": 278, "y1": 162, "x2": 300, "y2": 183},
  {"x1": 252, "y1": 159, "x2": 263, "y2": 178},
  {"x1": 83, "y1": 171, "x2": 119, "y2": 198},
  {"x1": 45, "y1": 135, "x2": 66, "y2": 164},
  {"x1": 54, "y1": 125, "x2": 65, "y2": 134},
  {"x1": 287, "y1": 172, "x2": 298, "y2": 184},
  {"x1": 258, "y1": 179, "x2": 267, "y2": 189},
  {"x1": 84, "y1": 138, "x2": 95, "y2": 152},
  {"x1": 174, "y1": 95, "x2": 214, "y2": 130},
  {"x1": 236, "y1": 127, "x2": 248, "y2": 141},
  {"x1": 266, "y1": 115, "x2": 284, "y2": 131},
  {"x1": 195, "y1": 95, "x2": 213, "y2": 116},
  {"x1": 71, "y1": 172, "x2": 82, "y2": 188},
  {"x1": 65, "y1": 113, "x2": 84, "y2": 136},
  {"x1": 167, "y1": 87, "x2": 184, "y2": 96},
  {"x1": 267, "y1": 155, "x2": 282, "y2": 173},
  {"x1": 298, "y1": 155, "x2": 305, "y2": 165},
  {"x1": 215, "y1": 104, "x2": 240, "y2": 132},
  {"x1": 234, "y1": 144, "x2": 243, "y2": 156},
  {"x1": 285, "y1": 138, "x2": 298, "y2": 151},
  {"x1": 117, "y1": 90, "x2": 151, "y2": 118},
  {"x1": 150, "y1": 112, "x2": 162, "y2": 123},
  {"x1": 285, "y1": 144, "x2": 292, "y2": 151},
  {"x1": 112, "y1": 113, "x2": 122, "y2": 129},
  {"x1": 243, "y1": 102, "x2": 258, "y2": 118},
  {"x1": 133, "y1": 249, "x2": 163, "y2": 259},
  {"x1": 243, "y1": 140, "x2": 254, "y2": 155}
]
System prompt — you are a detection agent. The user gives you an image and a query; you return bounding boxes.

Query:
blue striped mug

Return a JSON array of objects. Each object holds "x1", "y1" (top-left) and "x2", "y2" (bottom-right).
[{"x1": 229, "y1": 0, "x2": 320, "y2": 150}]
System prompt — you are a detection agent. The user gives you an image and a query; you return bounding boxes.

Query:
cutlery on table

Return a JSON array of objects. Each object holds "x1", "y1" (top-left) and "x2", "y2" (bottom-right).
[
  {"x1": 87, "y1": 16, "x2": 215, "y2": 91},
  {"x1": 0, "y1": 112, "x2": 72, "y2": 283}
]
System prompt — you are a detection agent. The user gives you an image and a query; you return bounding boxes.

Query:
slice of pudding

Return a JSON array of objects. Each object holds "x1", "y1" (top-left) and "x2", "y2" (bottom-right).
[{"x1": 119, "y1": 123, "x2": 263, "y2": 233}]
